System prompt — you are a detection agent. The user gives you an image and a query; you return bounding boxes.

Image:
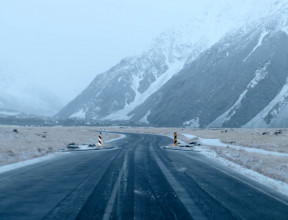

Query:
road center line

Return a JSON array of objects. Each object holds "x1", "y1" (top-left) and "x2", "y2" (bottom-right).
[
  {"x1": 149, "y1": 145, "x2": 207, "y2": 220},
  {"x1": 102, "y1": 152, "x2": 128, "y2": 220}
]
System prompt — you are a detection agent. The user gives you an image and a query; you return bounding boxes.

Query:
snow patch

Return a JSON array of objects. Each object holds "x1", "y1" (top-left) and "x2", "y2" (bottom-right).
[
  {"x1": 131, "y1": 74, "x2": 141, "y2": 96},
  {"x1": 104, "y1": 60, "x2": 185, "y2": 120},
  {"x1": 243, "y1": 29, "x2": 269, "y2": 62},
  {"x1": 245, "y1": 77, "x2": 288, "y2": 127},
  {"x1": 209, "y1": 61, "x2": 270, "y2": 127},
  {"x1": 248, "y1": 61, "x2": 270, "y2": 89},
  {"x1": 183, "y1": 117, "x2": 200, "y2": 128},
  {"x1": 182, "y1": 134, "x2": 197, "y2": 139},
  {"x1": 70, "y1": 109, "x2": 86, "y2": 119},
  {"x1": 140, "y1": 110, "x2": 151, "y2": 124}
]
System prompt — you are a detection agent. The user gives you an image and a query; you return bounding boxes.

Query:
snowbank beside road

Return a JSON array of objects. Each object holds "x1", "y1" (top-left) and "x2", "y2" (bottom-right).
[
  {"x1": 0, "y1": 152, "x2": 64, "y2": 174},
  {"x1": 163, "y1": 132, "x2": 288, "y2": 196},
  {"x1": 177, "y1": 135, "x2": 288, "y2": 196},
  {"x1": 194, "y1": 144, "x2": 288, "y2": 196}
]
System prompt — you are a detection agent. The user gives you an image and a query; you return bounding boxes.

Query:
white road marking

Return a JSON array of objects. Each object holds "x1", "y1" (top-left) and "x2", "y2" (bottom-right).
[
  {"x1": 102, "y1": 152, "x2": 128, "y2": 220},
  {"x1": 149, "y1": 145, "x2": 207, "y2": 220}
]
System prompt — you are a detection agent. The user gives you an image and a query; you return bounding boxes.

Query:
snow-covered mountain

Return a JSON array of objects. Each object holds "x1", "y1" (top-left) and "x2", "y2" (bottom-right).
[
  {"x1": 0, "y1": 65, "x2": 64, "y2": 116},
  {"x1": 129, "y1": 2, "x2": 288, "y2": 128},
  {"x1": 58, "y1": 0, "x2": 288, "y2": 128},
  {"x1": 57, "y1": 28, "x2": 207, "y2": 120},
  {"x1": 57, "y1": 5, "x2": 254, "y2": 121}
]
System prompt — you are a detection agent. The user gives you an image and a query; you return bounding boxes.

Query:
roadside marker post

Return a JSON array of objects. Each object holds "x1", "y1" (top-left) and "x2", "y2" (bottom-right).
[
  {"x1": 174, "y1": 132, "x2": 177, "y2": 146},
  {"x1": 98, "y1": 132, "x2": 102, "y2": 147}
]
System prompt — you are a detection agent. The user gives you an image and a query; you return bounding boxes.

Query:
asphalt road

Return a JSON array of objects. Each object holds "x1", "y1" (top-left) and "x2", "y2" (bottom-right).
[{"x1": 0, "y1": 133, "x2": 288, "y2": 220}]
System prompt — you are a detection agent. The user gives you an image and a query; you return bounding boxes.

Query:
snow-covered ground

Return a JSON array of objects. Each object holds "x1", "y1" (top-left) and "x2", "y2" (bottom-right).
[
  {"x1": 0, "y1": 126, "x2": 121, "y2": 167},
  {"x1": 198, "y1": 137, "x2": 288, "y2": 157}
]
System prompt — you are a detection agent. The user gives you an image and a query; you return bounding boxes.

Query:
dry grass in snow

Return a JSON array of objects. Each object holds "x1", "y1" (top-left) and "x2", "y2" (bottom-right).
[
  {"x1": 185, "y1": 128, "x2": 288, "y2": 153},
  {"x1": 0, "y1": 126, "x2": 118, "y2": 166}
]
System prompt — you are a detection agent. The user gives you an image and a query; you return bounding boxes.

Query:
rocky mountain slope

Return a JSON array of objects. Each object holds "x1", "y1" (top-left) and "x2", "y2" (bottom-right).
[
  {"x1": 129, "y1": 4, "x2": 288, "y2": 127},
  {"x1": 57, "y1": 26, "x2": 208, "y2": 120},
  {"x1": 57, "y1": 5, "x2": 251, "y2": 121},
  {"x1": 57, "y1": 1, "x2": 288, "y2": 128}
]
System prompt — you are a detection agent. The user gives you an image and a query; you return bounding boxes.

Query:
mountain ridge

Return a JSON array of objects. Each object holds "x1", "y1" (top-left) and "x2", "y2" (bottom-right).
[{"x1": 57, "y1": 1, "x2": 288, "y2": 128}]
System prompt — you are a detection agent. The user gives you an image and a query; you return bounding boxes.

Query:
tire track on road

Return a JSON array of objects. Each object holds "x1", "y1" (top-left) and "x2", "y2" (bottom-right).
[
  {"x1": 102, "y1": 152, "x2": 129, "y2": 220},
  {"x1": 149, "y1": 144, "x2": 207, "y2": 220},
  {"x1": 43, "y1": 151, "x2": 119, "y2": 220}
]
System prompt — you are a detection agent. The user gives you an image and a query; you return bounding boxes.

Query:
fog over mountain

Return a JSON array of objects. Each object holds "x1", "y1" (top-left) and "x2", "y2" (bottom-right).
[
  {"x1": 0, "y1": 63, "x2": 63, "y2": 116},
  {"x1": 57, "y1": 0, "x2": 288, "y2": 128},
  {"x1": 1, "y1": 0, "x2": 286, "y2": 124}
]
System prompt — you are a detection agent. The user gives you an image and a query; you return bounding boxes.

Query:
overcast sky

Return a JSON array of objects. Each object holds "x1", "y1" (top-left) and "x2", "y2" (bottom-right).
[{"x1": 0, "y1": 0, "x2": 271, "y2": 103}]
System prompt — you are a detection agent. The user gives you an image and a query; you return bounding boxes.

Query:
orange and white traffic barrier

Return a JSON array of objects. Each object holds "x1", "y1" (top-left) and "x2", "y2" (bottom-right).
[
  {"x1": 98, "y1": 132, "x2": 102, "y2": 147},
  {"x1": 174, "y1": 132, "x2": 177, "y2": 146}
]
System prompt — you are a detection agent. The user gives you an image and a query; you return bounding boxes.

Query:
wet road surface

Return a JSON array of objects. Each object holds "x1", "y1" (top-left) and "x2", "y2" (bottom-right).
[{"x1": 0, "y1": 133, "x2": 287, "y2": 219}]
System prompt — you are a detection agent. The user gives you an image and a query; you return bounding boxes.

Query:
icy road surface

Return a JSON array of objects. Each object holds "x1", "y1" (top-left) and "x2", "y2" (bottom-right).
[{"x1": 0, "y1": 133, "x2": 287, "y2": 219}]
